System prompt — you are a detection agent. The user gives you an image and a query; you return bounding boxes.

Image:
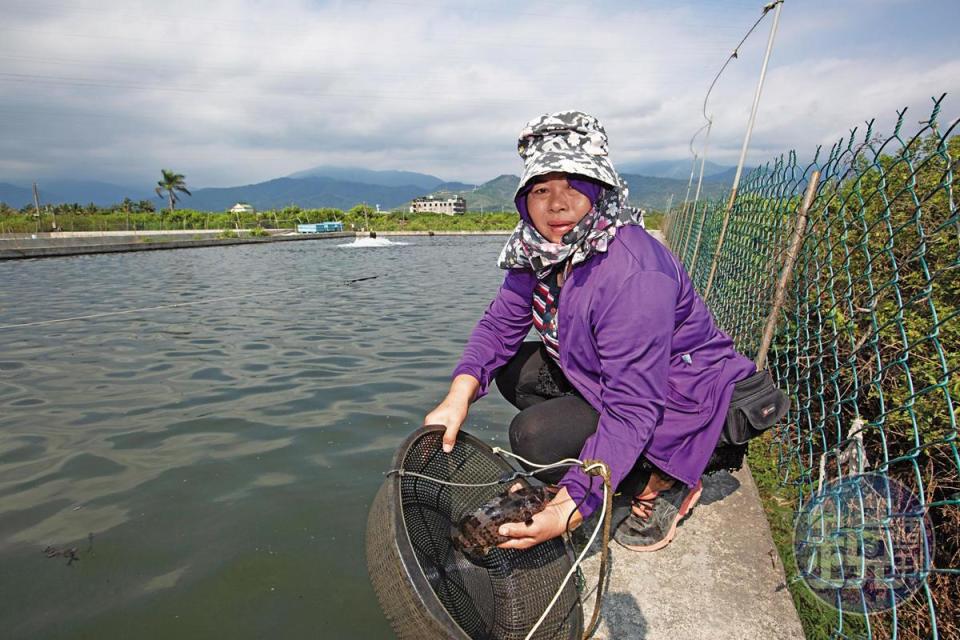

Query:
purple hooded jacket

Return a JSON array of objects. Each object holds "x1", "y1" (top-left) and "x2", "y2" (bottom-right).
[{"x1": 453, "y1": 225, "x2": 756, "y2": 518}]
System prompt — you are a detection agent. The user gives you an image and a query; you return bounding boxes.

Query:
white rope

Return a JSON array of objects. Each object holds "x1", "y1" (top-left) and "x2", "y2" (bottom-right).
[
  {"x1": 387, "y1": 470, "x2": 506, "y2": 488},
  {"x1": 393, "y1": 445, "x2": 611, "y2": 639},
  {"x1": 491, "y1": 447, "x2": 583, "y2": 470},
  {"x1": 524, "y1": 461, "x2": 608, "y2": 640},
  {"x1": 816, "y1": 417, "x2": 869, "y2": 494},
  {"x1": 493, "y1": 448, "x2": 609, "y2": 640}
]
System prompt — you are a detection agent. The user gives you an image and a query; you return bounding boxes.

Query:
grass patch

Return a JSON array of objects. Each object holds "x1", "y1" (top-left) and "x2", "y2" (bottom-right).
[
  {"x1": 747, "y1": 432, "x2": 868, "y2": 639},
  {"x1": 643, "y1": 212, "x2": 663, "y2": 230}
]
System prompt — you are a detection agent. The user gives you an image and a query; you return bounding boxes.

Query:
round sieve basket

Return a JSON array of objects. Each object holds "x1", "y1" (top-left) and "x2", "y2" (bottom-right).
[{"x1": 366, "y1": 426, "x2": 583, "y2": 640}]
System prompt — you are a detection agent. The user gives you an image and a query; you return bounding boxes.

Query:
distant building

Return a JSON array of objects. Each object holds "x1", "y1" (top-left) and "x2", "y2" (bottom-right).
[
  {"x1": 229, "y1": 203, "x2": 255, "y2": 214},
  {"x1": 298, "y1": 221, "x2": 344, "y2": 233},
  {"x1": 409, "y1": 195, "x2": 466, "y2": 215}
]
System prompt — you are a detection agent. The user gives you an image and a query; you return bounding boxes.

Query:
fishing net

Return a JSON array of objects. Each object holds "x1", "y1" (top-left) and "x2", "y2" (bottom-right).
[{"x1": 366, "y1": 426, "x2": 583, "y2": 640}]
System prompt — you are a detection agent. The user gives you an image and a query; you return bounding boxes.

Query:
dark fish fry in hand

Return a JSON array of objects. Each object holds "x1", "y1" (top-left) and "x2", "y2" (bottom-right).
[{"x1": 451, "y1": 485, "x2": 553, "y2": 556}]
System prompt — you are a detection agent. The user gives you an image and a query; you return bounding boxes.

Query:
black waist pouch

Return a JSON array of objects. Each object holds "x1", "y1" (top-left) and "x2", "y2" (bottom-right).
[{"x1": 719, "y1": 369, "x2": 789, "y2": 446}]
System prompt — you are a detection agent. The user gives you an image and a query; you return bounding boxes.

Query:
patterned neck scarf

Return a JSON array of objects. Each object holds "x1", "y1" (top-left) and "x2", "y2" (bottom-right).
[
  {"x1": 497, "y1": 175, "x2": 644, "y2": 279},
  {"x1": 531, "y1": 261, "x2": 572, "y2": 363}
]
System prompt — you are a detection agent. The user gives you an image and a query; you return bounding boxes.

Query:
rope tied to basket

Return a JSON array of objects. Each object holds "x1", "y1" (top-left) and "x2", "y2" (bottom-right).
[
  {"x1": 490, "y1": 449, "x2": 614, "y2": 640},
  {"x1": 386, "y1": 445, "x2": 615, "y2": 640},
  {"x1": 579, "y1": 460, "x2": 614, "y2": 640}
]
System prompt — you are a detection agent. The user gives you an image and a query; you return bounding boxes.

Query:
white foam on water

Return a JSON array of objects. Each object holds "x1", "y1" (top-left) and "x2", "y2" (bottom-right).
[{"x1": 337, "y1": 237, "x2": 409, "y2": 248}]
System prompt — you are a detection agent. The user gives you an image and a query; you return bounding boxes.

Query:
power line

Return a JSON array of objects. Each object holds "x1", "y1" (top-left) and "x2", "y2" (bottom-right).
[
  {"x1": 703, "y1": 1, "x2": 784, "y2": 300},
  {"x1": 700, "y1": 1, "x2": 779, "y2": 123},
  {"x1": 689, "y1": 0, "x2": 784, "y2": 160},
  {"x1": 677, "y1": 0, "x2": 784, "y2": 271}
]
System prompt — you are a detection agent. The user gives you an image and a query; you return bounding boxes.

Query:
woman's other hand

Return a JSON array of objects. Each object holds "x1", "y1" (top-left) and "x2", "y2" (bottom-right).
[
  {"x1": 496, "y1": 487, "x2": 583, "y2": 550},
  {"x1": 423, "y1": 374, "x2": 480, "y2": 453}
]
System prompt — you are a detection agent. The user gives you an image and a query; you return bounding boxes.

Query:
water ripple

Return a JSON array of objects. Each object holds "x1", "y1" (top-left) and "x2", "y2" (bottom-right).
[{"x1": 0, "y1": 237, "x2": 516, "y2": 639}]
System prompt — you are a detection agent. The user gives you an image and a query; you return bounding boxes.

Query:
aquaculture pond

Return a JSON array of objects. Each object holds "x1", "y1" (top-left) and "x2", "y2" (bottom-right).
[{"x1": 0, "y1": 236, "x2": 520, "y2": 639}]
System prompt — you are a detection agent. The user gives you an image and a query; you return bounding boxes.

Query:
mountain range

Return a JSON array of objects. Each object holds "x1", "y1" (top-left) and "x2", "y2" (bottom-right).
[
  {"x1": 617, "y1": 159, "x2": 731, "y2": 181},
  {"x1": 0, "y1": 163, "x2": 739, "y2": 212}
]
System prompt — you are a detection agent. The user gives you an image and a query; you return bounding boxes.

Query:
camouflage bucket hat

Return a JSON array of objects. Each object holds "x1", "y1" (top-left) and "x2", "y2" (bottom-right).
[{"x1": 515, "y1": 110, "x2": 621, "y2": 197}]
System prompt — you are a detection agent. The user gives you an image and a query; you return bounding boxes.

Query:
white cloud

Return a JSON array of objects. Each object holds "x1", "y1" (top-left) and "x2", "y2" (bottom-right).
[{"x1": 0, "y1": 0, "x2": 957, "y2": 187}]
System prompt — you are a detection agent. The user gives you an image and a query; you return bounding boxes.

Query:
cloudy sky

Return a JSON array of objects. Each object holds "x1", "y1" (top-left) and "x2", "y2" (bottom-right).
[{"x1": 1, "y1": 0, "x2": 958, "y2": 188}]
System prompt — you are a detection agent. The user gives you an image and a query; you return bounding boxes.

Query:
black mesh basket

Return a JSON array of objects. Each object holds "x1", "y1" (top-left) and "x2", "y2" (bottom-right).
[{"x1": 366, "y1": 426, "x2": 583, "y2": 640}]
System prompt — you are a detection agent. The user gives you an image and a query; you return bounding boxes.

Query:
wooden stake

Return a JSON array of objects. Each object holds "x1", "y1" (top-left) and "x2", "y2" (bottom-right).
[{"x1": 755, "y1": 170, "x2": 820, "y2": 371}]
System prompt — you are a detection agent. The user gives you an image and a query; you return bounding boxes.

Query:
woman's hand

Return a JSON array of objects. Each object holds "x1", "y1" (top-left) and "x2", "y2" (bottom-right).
[
  {"x1": 423, "y1": 374, "x2": 480, "y2": 453},
  {"x1": 496, "y1": 487, "x2": 583, "y2": 550},
  {"x1": 423, "y1": 399, "x2": 468, "y2": 453}
]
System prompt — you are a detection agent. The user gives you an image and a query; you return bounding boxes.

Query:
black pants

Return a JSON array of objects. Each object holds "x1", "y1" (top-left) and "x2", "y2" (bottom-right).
[
  {"x1": 495, "y1": 342, "x2": 746, "y2": 491},
  {"x1": 495, "y1": 342, "x2": 652, "y2": 494}
]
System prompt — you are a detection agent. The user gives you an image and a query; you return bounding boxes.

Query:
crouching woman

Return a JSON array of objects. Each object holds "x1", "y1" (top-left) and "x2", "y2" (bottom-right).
[{"x1": 424, "y1": 111, "x2": 776, "y2": 552}]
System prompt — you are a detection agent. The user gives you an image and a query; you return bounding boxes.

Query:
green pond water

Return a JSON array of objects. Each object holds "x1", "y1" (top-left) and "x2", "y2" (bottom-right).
[{"x1": 0, "y1": 236, "x2": 520, "y2": 639}]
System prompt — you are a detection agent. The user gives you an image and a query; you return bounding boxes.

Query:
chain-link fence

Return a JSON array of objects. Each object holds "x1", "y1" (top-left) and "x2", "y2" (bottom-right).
[{"x1": 667, "y1": 95, "x2": 958, "y2": 639}]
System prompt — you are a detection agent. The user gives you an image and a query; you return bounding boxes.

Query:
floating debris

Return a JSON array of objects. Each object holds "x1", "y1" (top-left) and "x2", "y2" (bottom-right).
[
  {"x1": 43, "y1": 545, "x2": 80, "y2": 566},
  {"x1": 43, "y1": 532, "x2": 93, "y2": 567}
]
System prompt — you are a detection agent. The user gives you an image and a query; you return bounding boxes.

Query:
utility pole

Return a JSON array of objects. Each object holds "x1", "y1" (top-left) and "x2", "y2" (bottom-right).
[
  {"x1": 663, "y1": 193, "x2": 674, "y2": 236},
  {"x1": 726, "y1": 0, "x2": 783, "y2": 212},
  {"x1": 704, "y1": 0, "x2": 784, "y2": 300},
  {"x1": 32, "y1": 182, "x2": 41, "y2": 233},
  {"x1": 679, "y1": 153, "x2": 698, "y2": 219},
  {"x1": 683, "y1": 118, "x2": 712, "y2": 261}
]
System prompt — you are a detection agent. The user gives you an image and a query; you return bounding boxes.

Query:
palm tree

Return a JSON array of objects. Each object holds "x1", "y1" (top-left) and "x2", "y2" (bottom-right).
[{"x1": 155, "y1": 169, "x2": 192, "y2": 212}]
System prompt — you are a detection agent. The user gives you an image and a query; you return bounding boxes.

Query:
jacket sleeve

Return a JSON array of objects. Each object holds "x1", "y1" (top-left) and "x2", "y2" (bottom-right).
[
  {"x1": 560, "y1": 270, "x2": 678, "y2": 519},
  {"x1": 452, "y1": 269, "x2": 536, "y2": 398}
]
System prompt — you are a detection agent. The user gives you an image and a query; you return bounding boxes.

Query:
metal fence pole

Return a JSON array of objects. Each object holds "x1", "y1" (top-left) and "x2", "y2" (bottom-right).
[
  {"x1": 688, "y1": 199, "x2": 711, "y2": 278},
  {"x1": 703, "y1": 0, "x2": 783, "y2": 302},
  {"x1": 755, "y1": 169, "x2": 819, "y2": 371},
  {"x1": 661, "y1": 193, "x2": 675, "y2": 239},
  {"x1": 682, "y1": 120, "x2": 713, "y2": 260},
  {"x1": 676, "y1": 194, "x2": 692, "y2": 254},
  {"x1": 677, "y1": 153, "x2": 698, "y2": 221}
]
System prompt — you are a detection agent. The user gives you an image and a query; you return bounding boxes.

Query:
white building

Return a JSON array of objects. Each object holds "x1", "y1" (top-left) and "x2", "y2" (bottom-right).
[
  {"x1": 229, "y1": 203, "x2": 255, "y2": 214},
  {"x1": 409, "y1": 195, "x2": 466, "y2": 216}
]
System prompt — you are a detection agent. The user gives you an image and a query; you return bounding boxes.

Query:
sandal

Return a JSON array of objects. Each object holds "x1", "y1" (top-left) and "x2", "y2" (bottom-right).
[{"x1": 615, "y1": 479, "x2": 703, "y2": 552}]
